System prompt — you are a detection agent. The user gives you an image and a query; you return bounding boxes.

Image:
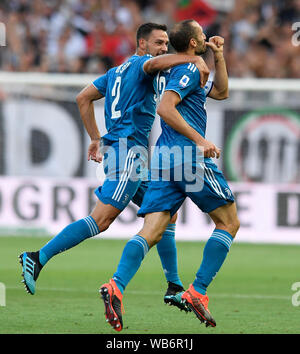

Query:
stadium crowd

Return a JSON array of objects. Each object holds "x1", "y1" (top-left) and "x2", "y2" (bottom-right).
[{"x1": 0, "y1": 0, "x2": 300, "y2": 78}]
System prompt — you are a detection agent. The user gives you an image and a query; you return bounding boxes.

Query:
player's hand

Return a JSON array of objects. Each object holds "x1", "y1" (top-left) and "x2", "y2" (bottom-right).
[
  {"x1": 87, "y1": 139, "x2": 103, "y2": 163},
  {"x1": 197, "y1": 139, "x2": 221, "y2": 159},
  {"x1": 193, "y1": 56, "x2": 210, "y2": 88},
  {"x1": 206, "y1": 36, "x2": 224, "y2": 53}
]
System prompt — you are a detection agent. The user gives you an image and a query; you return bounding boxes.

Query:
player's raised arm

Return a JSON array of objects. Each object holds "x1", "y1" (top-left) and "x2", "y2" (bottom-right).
[
  {"x1": 194, "y1": 56, "x2": 210, "y2": 88},
  {"x1": 143, "y1": 54, "x2": 209, "y2": 87},
  {"x1": 76, "y1": 84, "x2": 104, "y2": 162},
  {"x1": 206, "y1": 36, "x2": 229, "y2": 100},
  {"x1": 157, "y1": 91, "x2": 220, "y2": 158}
]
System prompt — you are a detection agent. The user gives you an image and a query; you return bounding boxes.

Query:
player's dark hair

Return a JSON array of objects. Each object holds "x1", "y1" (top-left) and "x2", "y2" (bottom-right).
[
  {"x1": 136, "y1": 23, "x2": 168, "y2": 47},
  {"x1": 169, "y1": 19, "x2": 198, "y2": 52}
]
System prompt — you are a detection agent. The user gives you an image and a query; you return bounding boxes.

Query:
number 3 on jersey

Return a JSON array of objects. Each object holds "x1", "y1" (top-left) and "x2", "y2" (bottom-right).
[{"x1": 111, "y1": 76, "x2": 121, "y2": 119}]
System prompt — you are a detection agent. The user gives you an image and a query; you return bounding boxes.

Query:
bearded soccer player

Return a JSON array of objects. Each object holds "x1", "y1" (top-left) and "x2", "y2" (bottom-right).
[
  {"x1": 100, "y1": 20, "x2": 240, "y2": 330},
  {"x1": 19, "y1": 23, "x2": 210, "y2": 314}
]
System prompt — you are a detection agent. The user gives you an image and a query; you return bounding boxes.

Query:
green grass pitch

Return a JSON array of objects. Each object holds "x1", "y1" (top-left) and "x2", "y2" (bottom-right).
[{"x1": 1, "y1": 236, "x2": 299, "y2": 334}]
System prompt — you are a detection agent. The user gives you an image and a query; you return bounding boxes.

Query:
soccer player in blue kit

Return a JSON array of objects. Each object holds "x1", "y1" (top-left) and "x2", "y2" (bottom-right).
[
  {"x1": 100, "y1": 20, "x2": 240, "y2": 330},
  {"x1": 18, "y1": 23, "x2": 210, "y2": 314}
]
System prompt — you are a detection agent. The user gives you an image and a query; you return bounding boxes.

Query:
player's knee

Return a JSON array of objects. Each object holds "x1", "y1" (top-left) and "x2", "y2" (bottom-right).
[{"x1": 140, "y1": 212, "x2": 171, "y2": 247}]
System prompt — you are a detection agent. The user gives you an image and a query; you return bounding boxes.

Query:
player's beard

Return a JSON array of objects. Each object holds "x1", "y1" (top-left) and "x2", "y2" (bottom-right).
[{"x1": 195, "y1": 41, "x2": 207, "y2": 55}]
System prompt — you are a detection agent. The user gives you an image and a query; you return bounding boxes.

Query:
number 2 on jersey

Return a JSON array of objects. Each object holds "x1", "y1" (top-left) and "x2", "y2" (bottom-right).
[{"x1": 111, "y1": 76, "x2": 121, "y2": 119}]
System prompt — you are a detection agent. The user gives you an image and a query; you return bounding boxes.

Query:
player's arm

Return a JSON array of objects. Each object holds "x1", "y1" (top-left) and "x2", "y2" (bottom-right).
[
  {"x1": 206, "y1": 36, "x2": 229, "y2": 100},
  {"x1": 143, "y1": 54, "x2": 209, "y2": 88},
  {"x1": 157, "y1": 91, "x2": 220, "y2": 158},
  {"x1": 76, "y1": 84, "x2": 103, "y2": 162}
]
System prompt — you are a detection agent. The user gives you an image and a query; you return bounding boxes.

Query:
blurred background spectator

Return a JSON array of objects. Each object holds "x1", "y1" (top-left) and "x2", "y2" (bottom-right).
[{"x1": 0, "y1": 0, "x2": 299, "y2": 77}]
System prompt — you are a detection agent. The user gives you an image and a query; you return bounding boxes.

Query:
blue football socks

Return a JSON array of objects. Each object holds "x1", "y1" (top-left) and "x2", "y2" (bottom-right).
[
  {"x1": 112, "y1": 235, "x2": 149, "y2": 294},
  {"x1": 156, "y1": 223, "x2": 183, "y2": 287},
  {"x1": 193, "y1": 229, "x2": 234, "y2": 295},
  {"x1": 39, "y1": 216, "x2": 100, "y2": 266}
]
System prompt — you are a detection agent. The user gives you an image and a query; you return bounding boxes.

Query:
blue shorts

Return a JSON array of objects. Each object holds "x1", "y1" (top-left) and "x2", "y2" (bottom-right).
[
  {"x1": 94, "y1": 139, "x2": 149, "y2": 210},
  {"x1": 138, "y1": 158, "x2": 234, "y2": 217}
]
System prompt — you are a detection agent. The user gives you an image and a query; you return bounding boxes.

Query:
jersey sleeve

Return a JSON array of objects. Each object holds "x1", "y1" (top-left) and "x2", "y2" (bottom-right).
[
  {"x1": 92, "y1": 73, "x2": 108, "y2": 96},
  {"x1": 204, "y1": 79, "x2": 214, "y2": 97},
  {"x1": 138, "y1": 54, "x2": 154, "y2": 76},
  {"x1": 164, "y1": 64, "x2": 200, "y2": 100}
]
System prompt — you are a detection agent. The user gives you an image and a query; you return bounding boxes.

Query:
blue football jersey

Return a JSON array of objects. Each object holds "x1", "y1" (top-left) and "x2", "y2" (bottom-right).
[
  {"x1": 93, "y1": 54, "x2": 157, "y2": 147},
  {"x1": 151, "y1": 63, "x2": 213, "y2": 172},
  {"x1": 157, "y1": 63, "x2": 213, "y2": 148}
]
